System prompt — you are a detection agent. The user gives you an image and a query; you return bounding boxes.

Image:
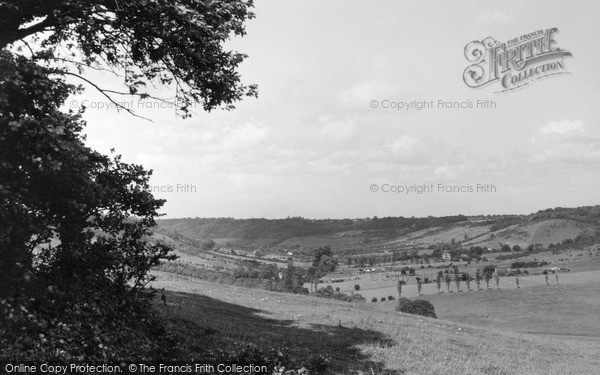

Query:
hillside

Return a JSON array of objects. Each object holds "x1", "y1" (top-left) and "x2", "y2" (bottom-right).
[
  {"x1": 156, "y1": 206, "x2": 600, "y2": 255},
  {"x1": 151, "y1": 272, "x2": 600, "y2": 374},
  {"x1": 156, "y1": 215, "x2": 469, "y2": 243}
]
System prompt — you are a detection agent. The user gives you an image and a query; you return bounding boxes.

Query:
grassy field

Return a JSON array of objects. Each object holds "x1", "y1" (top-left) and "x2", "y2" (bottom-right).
[
  {"x1": 374, "y1": 281, "x2": 600, "y2": 340},
  {"x1": 151, "y1": 271, "x2": 600, "y2": 374},
  {"x1": 319, "y1": 261, "x2": 600, "y2": 302}
]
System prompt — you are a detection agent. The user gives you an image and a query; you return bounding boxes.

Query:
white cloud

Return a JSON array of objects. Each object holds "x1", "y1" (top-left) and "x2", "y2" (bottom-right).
[
  {"x1": 433, "y1": 164, "x2": 466, "y2": 180},
  {"x1": 337, "y1": 80, "x2": 387, "y2": 107},
  {"x1": 530, "y1": 120, "x2": 600, "y2": 163},
  {"x1": 474, "y1": 9, "x2": 515, "y2": 28},
  {"x1": 539, "y1": 120, "x2": 585, "y2": 135},
  {"x1": 387, "y1": 135, "x2": 419, "y2": 155},
  {"x1": 317, "y1": 118, "x2": 357, "y2": 144},
  {"x1": 222, "y1": 123, "x2": 268, "y2": 149}
]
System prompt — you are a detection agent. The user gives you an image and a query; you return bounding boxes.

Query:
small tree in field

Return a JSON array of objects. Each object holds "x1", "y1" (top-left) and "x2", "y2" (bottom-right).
[
  {"x1": 554, "y1": 270, "x2": 559, "y2": 284},
  {"x1": 436, "y1": 275, "x2": 442, "y2": 293},
  {"x1": 494, "y1": 272, "x2": 500, "y2": 289},
  {"x1": 543, "y1": 270, "x2": 549, "y2": 285},
  {"x1": 515, "y1": 274, "x2": 520, "y2": 288},
  {"x1": 397, "y1": 280, "x2": 405, "y2": 299},
  {"x1": 454, "y1": 274, "x2": 461, "y2": 292},
  {"x1": 354, "y1": 284, "x2": 361, "y2": 291},
  {"x1": 416, "y1": 277, "x2": 422, "y2": 296},
  {"x1": 484, "y1": 273, "x2": 492, "y2": 289},
  {"x1": 475, "y1": 271, "x2": 482, "y2": 290},
  {"x1": 465, "y1": 274, "x2": 471, "y2": 291},
  {"x1": 445, "y1": 274, "x2": 452, "y2": 292}
]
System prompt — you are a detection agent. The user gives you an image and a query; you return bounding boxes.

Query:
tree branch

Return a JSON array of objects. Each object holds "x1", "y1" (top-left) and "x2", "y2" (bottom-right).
[
  {"x1": 0, "y1": 17, "x2": 57, "y2": 49},
  {"x1": 61, "y1": 71, "x2": 153, "y2": 122}
]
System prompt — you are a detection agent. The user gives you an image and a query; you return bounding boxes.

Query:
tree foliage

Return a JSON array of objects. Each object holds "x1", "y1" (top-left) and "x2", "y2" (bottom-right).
[
  {"x1": 0, "y1": 0, "x2": 257, "y2": 116},
  {"x1": 307, "y1": 245, "x2": 337, "y2": 292},
  {"x1": 0, "y1": 51, "x2": 174, "y2": 299},
  {"x1": 0, "y1": 0, "x2": 257, "y2": 361}
]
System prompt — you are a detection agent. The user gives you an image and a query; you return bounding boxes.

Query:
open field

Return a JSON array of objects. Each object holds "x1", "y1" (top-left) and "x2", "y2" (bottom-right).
[
  {"x1": 373, "y1": 281, "x2": 600, "y2": 341},
  {"x1": 317, "y1": 248, "x2": 600, "y2": 300},
  {"x1": 151, "y1": 271, "x2": 600, "y2": 374},
  {"x1": 315, "y1": 254, "x2": 600, "y2": 300}
]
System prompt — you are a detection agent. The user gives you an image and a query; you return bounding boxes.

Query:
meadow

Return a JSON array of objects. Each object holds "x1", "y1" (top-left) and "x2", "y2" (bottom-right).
[{"x1": 151, "y1": 271, "x2": 600, "y2": 374}]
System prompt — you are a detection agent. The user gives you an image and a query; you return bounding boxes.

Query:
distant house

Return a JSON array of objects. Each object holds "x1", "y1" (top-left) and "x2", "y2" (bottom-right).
[
  {"x1": 286, "y1": 251, "x2": 293, "y2": 256},
  {"x1": 442, "y1": 251, "x2": 451, "y2": 261}
]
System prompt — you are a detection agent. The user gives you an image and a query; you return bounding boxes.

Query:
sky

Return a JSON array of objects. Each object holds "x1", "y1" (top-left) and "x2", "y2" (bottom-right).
[{"x1": 73, "y1": 0, "x2": 600, "y2": 219}]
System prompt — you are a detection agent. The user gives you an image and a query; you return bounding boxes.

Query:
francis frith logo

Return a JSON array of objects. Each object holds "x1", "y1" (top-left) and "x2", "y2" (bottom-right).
[{"x1": 463, "y1": 27, "x2": 572, "y2": 92}]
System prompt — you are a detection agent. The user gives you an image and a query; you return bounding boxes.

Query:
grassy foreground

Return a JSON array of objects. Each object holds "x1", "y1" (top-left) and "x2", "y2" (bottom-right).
[
  {"x1": 152, "y1": 272, "x2": 600, "y2": 374},
  {"x1": 392, "y1": 282, "x2": 600, "y2": 340}
]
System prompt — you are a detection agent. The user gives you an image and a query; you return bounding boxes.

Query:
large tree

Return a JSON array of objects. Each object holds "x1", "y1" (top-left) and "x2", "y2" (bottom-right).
[
  {"x1": 307, "y1": 245, "x2": 338, "y2": 292},
  {"x1": 0, "y1": 0, "x2": 256, "y2": 360}
]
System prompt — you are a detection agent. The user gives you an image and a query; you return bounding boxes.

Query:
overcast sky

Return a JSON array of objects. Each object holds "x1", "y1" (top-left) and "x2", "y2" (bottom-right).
[{"x1": 76, "y1": 0, "x2": 600, "y2": 219}]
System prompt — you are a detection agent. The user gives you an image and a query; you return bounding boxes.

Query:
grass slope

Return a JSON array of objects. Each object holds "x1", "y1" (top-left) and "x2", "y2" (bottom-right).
[
  {"x1": 152, "y1": 272, "x2": 600, "y2": 374},
  {"x1": 409, "y1": 282, "x2": 600, "y2": 340}
]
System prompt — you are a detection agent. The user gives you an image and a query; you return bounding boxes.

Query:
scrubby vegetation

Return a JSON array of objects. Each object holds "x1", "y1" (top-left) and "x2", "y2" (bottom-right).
[
  {"x1": 395, "y1": 298, "x2": 437, "y2": 319},
  {"x1": 314, "y1": 286, "x2": 365, "y2": 303},
  {"x1": 511, "y1": 261, "x2": 549, "y2": 269}
]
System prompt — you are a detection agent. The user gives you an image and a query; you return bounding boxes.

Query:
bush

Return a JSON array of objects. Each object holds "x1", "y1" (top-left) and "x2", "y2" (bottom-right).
[
  {"x1": 0, "y1": 291, "x2": 179, "y2": 362},
  {"x1": 380, "y1": 297, "x2": 386, "y2": 302},
  {"x1": 354, "y1": 284, "x2": 360, "y2": 291},
  {"x1": 335, "y1": 287, "x2": 340, "y2": 292},
  {"x1": 388, "y1": 296, "x2": 395, "y2": 301},
  {"x1": 395, "y1": 298, "x2": 437, "y2": 319},
  {"x1": 293, "y1": 286, "x2": 309, "y2": 295},
  {"x1": 315, "y1": 286, "x2": 365, "y2": 303},
  {"x1": 511, "y1": 261, "x2": 549, "y2": 268},
  {"x1": 371, "y1": 297, "x2": 378, "y2": 302},
  {"x1": 482, "y1": 264, "x2": 496, "y2": 275}
]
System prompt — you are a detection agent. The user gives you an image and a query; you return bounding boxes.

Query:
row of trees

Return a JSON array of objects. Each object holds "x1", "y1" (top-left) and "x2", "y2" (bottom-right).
[{"x1": 395, "y1": 268, "x2": 502, "y2": 298}]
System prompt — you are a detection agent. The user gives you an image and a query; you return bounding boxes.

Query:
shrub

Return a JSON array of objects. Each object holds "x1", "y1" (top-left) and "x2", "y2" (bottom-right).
[
  {"x1": 371, "y1": 297, "x2": 378, "y2": 302},
  {"x1": 354, "y1": 284, "x2": 360, "y2": 291},
  {"x1": 293, "y1": 286, "x2": 309, "y2": 295},
  {"x1": 315, "y1": 285, "x2": 334, "y2": 297},
  {"x1": 511, "y1": 260, "x2": 549, "y2": 269},
  {"x1": 388, "y1": 296, "x2": 395, "y2": 301},
  {"x1": 315, "y1": 286, "x2": 364, "y2": 303},
  {"x1": 329, "y1": 293, "x2": 365, "y2": 303},
  {"x1": 380, "y1": 297, "x2": 386, "y2": 302},
  {"x1": 0, "y1": 292, "x2": 179, "y2": 362},
  {"x1": 335, "y1": 287, "x2": 340, "y2": 292},
  {"x1": 395, "y1": 298, "x2": 437, "y2": 319},
  {"x1": 482, "y1": 264, "x2": 496, "y2": 275}
]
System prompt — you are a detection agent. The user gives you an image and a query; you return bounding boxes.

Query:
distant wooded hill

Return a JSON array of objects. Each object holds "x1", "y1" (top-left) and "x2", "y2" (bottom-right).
[{"x1": 156, "y1": 205, "x2": 600, "y2": 242}]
